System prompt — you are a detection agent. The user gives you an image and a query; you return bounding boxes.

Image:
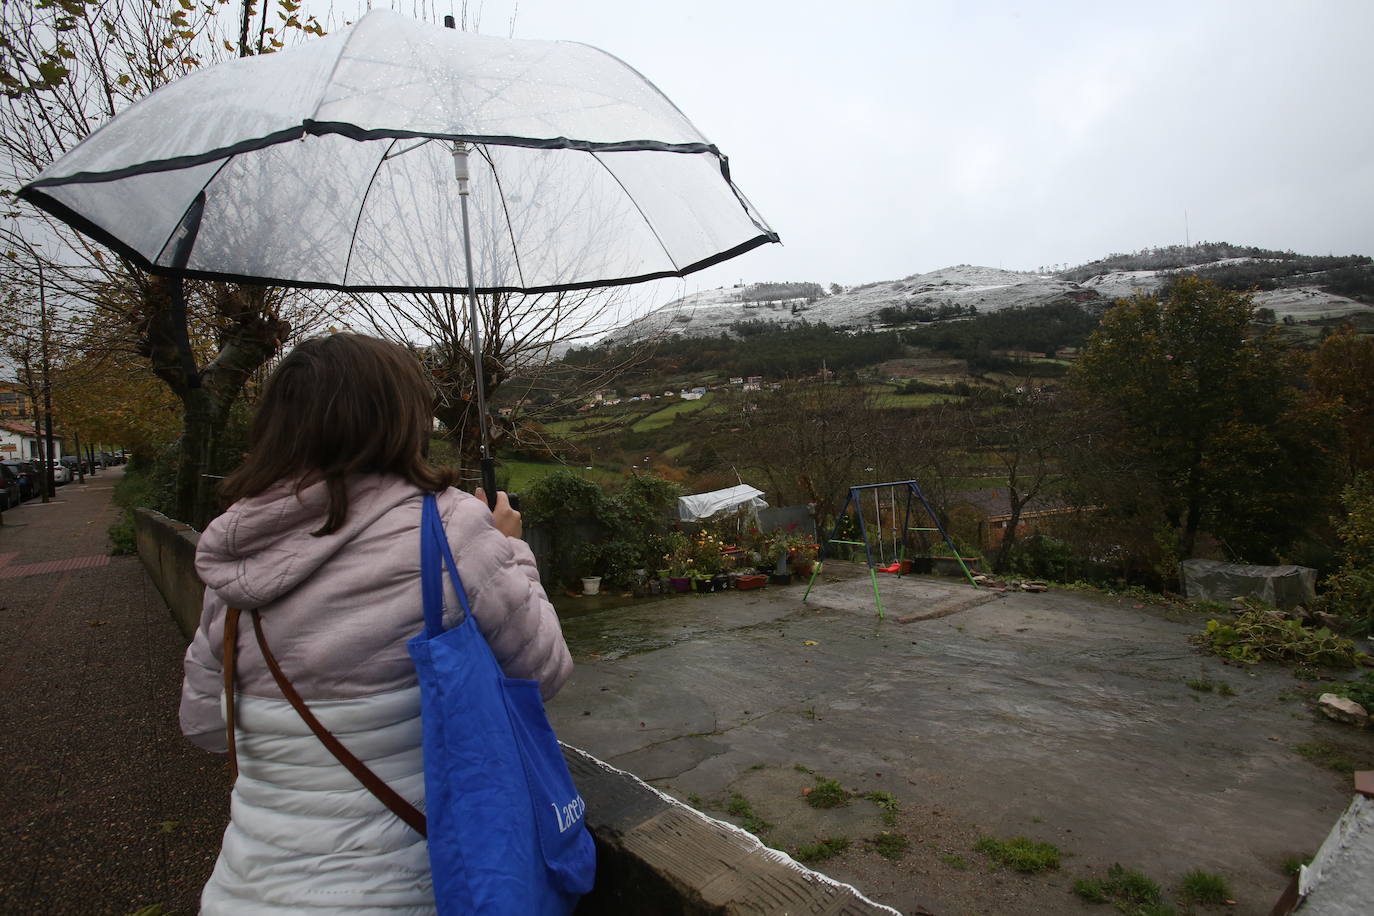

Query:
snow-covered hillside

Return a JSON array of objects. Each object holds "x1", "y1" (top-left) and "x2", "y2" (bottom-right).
[{"x1": 599, "y1": 255, "x2": 1373, "y2": 345}]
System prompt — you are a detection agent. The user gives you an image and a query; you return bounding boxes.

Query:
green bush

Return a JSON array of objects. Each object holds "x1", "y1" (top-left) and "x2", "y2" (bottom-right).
[
  {"x1": 523, "y1": 470, "x2": 681, "y2": 588},
  {"x1": 1321, "y1": 475, "x2": 1374, "y2": 634},
  {"x1": 1008, "y1": 534, "x2": 1077, "y2": 581},
  {"x1": 1329, "y1": 671, "x2": 1374, "y2": 709}
]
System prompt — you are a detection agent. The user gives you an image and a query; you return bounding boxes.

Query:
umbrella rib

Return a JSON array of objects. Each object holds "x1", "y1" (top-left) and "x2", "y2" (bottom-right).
[
  {"x1": 341, "y1": 139, "x2": 401, "y2": 288},
  {"x1": 472, "y1": 144, "x2": 527, "y2": 289},
  {"x1": 151, "y1": 157, "x2": 235, "y2": 268},
  {"x1": 588, "y1": 150, "x2": 680, "y2": 274}
]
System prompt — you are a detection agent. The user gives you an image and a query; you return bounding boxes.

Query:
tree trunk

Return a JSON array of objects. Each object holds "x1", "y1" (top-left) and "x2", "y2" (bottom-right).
[{"x1": 141, "y1": 278, "x2": 290, "y2": 528}]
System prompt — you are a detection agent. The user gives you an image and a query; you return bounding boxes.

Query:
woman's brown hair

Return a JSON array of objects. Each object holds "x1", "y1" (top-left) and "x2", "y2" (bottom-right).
[{"x1": 221, "y1": 333, "x2": 460, "y2": 535}]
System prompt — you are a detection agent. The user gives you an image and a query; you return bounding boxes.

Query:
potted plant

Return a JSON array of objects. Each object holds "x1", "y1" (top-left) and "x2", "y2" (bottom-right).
[{"x1": 662, "y1": 532, "x2": 694, "y2": 592}]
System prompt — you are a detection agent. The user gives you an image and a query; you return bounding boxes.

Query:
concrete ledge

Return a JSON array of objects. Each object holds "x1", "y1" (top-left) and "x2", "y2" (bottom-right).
[
  {"x1": 566, "y1": 747, "x2": 899, "y2": 915},
  {"x1": 134, "y1": 509, "x2": 896, "y2": 914},
  {"x1": 133, "y1": 507, "x2": 204, "y2": 641}
]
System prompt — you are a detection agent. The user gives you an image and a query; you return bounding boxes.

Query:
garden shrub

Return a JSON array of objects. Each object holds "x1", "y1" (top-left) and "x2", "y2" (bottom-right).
[
  {"x1": 523, "y1": 470, "x2": 681, "y2": 587},
  {"x1": 1008, "y1": 533, "x2": 1076, "y2": 581},
  {"x1": 1321, "y1": 475, "x2": 1374, "y2": 635}
]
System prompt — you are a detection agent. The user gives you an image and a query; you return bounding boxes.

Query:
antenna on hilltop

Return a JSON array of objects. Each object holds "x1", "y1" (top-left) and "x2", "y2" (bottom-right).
[{"x1": 1184, "y1": 209, "x2": 1191, "y2": 248}]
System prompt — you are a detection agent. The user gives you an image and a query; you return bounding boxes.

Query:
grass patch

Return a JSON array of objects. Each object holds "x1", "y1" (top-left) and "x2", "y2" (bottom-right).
[
  {"x1": 939, "y1": 852, "x2": 970, "y2": 870},
  {"x1": 725, "y1": 792, "x2": 772, "y2": 836},
  {"x1": 1295, "y1": 741, "x2": 1360, "y2": 775},
  {"x1": 686, "y1": 793, "x2": 703, "y2": 807},
  {"x1": 109, "y1": 460, "x2": 165, "y2": 556},
  {"x1": 497, "y1": 459, "x2": 619, "y2": 493},
  {"x1": 1179, "y1": 869, "x2": 1231, "y2": 905},
  {"x1": 1185, "y1": 677, "x2": 1238, "y2": 697},
  {"x1": 794, "y1": 836, "x2": 850, "y2": 864},
  {"x1": 1328, "y1": 670, "x2": 1374, "y2": 709},
  {"x1": 1072, "y1": 863, "x2": 1171, "y2": 915},
  {"x1": 973, "y1": 835, "x2": 1062, "y2": 873},
  {"x1": 806, "y1": 778, "x2": 850, "y2": 809},
  {"x1": 864, "y1": 791, "x2": 900, "y2": 826},
  {"x1": 869, "y1": 832, "x2": 909, "y2": 861},
  {"x1": 1281, "y1": 853, "x2": 1311, "y2": 876}
]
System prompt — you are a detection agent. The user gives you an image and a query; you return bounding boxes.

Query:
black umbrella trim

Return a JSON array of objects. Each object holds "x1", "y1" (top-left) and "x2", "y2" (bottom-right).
[
  {"x1": 18, "y1": 122, "x2": 724, "y2": 192},
  {"x1": 15, "y1": 181, "x2": 778, "y2": 295}
]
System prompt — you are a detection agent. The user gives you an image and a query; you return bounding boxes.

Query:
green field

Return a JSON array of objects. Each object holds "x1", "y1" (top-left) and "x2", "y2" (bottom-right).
[
  {"x1": 630, "y1": 394, "x2": 716, "y2": 432},
  {"x1": 496, "y1": 459, "x2": 620, "y2": 493}
]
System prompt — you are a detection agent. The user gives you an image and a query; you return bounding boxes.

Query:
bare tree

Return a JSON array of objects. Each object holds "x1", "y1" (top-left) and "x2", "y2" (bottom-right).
[{"x1": 0, "y1": 0, "x2": 334, "y2": 525}]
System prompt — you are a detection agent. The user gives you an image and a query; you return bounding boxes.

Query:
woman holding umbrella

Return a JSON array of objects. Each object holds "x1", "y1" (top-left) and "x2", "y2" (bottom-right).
[{"x1": 178, "y1": 332, "x2": 573, "y2": 913}]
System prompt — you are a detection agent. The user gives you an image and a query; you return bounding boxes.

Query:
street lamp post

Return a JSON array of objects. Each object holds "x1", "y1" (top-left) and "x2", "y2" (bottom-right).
[{"x1": 38, "y1": 259, "x2": 55, "y2": 502}]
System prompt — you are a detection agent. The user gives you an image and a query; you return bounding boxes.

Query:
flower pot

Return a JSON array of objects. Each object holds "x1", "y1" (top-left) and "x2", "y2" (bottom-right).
[
  {"x1": 581, "y1": 576, "x2": 602, "y2": 596},
  {"x1": 735, "y1": 574, "x2": 767, "y2": 590},
  {"x1": 711, "y1": 574, "x2": 731, "y2": 591},
  {"x1": 669, "y1": 576, "x2": 691, "y2": 593}
]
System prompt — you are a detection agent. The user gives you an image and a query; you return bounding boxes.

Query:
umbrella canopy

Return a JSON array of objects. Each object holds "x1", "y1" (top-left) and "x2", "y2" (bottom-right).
[{"x1": 18, "y1": 9, "x2": 778, "y2": 294}]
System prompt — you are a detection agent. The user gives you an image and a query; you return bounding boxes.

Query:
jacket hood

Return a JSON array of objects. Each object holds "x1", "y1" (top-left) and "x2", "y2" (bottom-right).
[{"x1": 196, "y1": 473, "x2": 421, "y2": 608}]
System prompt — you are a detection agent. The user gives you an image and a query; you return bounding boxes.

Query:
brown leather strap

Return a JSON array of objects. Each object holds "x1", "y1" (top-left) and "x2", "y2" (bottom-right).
[
  {"x1": 250, "y1": 609, "x2": 428, "y2": 836},
  {"x1": 224, "y1": 607, "x2": 241, "y2": 783}
]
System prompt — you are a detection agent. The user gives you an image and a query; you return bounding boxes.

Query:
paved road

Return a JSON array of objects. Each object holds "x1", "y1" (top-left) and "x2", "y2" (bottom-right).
[{"x1": 0, "y1": 470, "x2": 225, "y2": 915}]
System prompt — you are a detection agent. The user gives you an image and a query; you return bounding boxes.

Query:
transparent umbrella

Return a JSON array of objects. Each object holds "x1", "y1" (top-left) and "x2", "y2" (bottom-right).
[{"x1": 19, "y1": 9, "x2": 778, "y2": 497}]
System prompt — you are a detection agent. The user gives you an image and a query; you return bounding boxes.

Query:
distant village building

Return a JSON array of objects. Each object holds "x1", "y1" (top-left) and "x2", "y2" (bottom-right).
[
  {"x1": 679, "y1": 386, "x2": 707, "y2": 401},
  {"x1": 728, "y1": 377, "x2": 744, "y2": 385},
  {"x1": 945, "y1": 488, "x2": 1087, "y2": 551},
  {"x1": 0, "y1": 382, "x2": 35, "y2": 420},
  {"x1": 742, "y1": 375, "x2": 763, "y2": 392},
  {"x1": 0, "y1": 420, "x2": 65, "y2": 460}
]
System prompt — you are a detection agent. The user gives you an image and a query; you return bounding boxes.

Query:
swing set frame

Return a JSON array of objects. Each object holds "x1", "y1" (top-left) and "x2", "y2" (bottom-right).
[{"x1": 802, "y1": 479, "x2": 979, "y2": 618}]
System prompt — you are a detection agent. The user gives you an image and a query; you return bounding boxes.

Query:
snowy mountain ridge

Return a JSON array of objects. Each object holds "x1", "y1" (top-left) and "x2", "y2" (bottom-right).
[{"x1": 602, "y1": 258, "x2": 1373, "y2": 345}]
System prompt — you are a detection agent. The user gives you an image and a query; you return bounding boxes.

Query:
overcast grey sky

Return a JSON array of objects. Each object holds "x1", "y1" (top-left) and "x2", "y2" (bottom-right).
[{"x1": 404, "y1": 0, "x2": 1373, "y2": 294}]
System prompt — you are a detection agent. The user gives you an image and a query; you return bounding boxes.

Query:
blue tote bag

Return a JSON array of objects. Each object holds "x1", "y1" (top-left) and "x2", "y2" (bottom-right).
[{"x1": 408, "y1": 493, "x2": 596, "y2": 915}]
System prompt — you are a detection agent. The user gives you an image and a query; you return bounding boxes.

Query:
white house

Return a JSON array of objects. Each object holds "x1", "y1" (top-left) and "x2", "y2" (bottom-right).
[{"x1": 0, "y1": 420, "x2": 63, "y2": 460}]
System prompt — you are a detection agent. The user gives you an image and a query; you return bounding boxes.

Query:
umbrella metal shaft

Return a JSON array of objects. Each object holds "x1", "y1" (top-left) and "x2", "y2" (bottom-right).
[{"x1": 454, "y1": 144, "x2": 497, "y2": 505}]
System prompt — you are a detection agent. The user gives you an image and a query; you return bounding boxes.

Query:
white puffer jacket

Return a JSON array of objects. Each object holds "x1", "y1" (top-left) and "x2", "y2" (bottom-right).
[{"x1": 179, "y1": 475, "x2": 573, "y2": 914}]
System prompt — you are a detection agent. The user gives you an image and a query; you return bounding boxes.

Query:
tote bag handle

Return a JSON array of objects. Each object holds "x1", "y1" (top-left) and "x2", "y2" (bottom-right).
[{"x1": 222, "y1": 610, "x2": 427, "y2": 836}]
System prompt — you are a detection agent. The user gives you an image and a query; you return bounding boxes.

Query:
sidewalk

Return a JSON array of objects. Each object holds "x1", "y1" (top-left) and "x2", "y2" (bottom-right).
[{"x1": 0, "y1": 469, "x2": 226, "y2": 915}]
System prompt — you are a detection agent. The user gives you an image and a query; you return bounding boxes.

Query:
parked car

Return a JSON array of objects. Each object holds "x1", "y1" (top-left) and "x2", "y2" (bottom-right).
[
  {"x1": 0, "y1": 469, "x2": 18, "y2": 509},
  {"x1": 1, "y1": 460, "x2": 35, "y2": 500},
  {"x1": 60, "y1": 455, "x2": 85, "y2": 476},
  {"x1": 48, "y1": 461, "x2": 70, "y2": 485}
]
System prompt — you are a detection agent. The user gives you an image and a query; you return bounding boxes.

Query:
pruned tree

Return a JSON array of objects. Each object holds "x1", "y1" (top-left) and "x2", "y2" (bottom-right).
[
  {"x1": 352, "y1": 285, "x2": 653, "y2": 481},
  {"x1": 954, "y1": 380, "x2": 1071, "y2": 572},
  {"x1": 0, "y1": 0, "x2": 333, "y2": 526}
]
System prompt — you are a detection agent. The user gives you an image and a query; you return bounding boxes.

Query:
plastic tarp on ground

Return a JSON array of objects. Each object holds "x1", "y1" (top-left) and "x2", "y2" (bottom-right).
[
  {"x1": 1179, "y1": 559, "x2": 1317, "y2": 609},
  {"x1": 677, "y1": 485, "x2": 767, "y2": 522}
]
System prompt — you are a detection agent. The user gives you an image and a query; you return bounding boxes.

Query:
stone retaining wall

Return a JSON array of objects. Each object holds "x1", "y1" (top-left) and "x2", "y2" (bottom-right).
[
  {"x1": 133, "y1": 507, "x2": 897, "y2": 915},
  {"x1": 134, "y1": 507, "x2": 206, "y2": 640}
]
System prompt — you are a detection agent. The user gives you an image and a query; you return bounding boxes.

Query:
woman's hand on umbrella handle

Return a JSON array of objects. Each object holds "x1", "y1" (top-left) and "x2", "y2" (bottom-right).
[{"x1": 476, "y1": 487, "x2": 522, "y2": 539}]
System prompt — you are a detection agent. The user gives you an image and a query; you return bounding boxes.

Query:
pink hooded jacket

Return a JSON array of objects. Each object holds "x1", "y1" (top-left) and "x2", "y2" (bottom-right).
[{"x1": 180, "y1": 474, "x2": 572, "y2": 914}]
